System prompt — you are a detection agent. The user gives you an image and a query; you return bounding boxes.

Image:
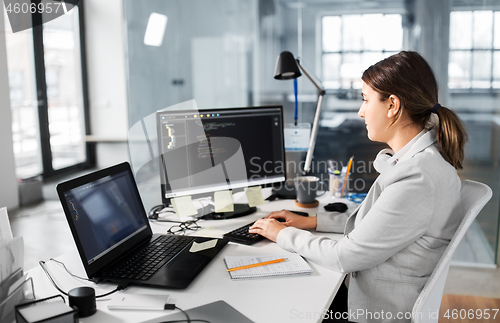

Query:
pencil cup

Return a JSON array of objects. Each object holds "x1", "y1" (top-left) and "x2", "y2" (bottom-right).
[
  {"x1": 337, "y1": 173, "x2": 350, "y2": 198},
  {"x1": 329, "y1": 171, "x2": 342, "y2": 197}
]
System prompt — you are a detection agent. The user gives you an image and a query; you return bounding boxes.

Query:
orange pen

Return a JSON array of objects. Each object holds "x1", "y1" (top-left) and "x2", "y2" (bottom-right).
[{"x1": 227, "y1": 258, "x2": 287, "y2": 272}]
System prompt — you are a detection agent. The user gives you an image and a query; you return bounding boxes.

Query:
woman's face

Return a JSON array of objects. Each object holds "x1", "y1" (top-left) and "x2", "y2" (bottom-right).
[{"x1": 358, "y1": 82, "x2": 393, "y2": 143}]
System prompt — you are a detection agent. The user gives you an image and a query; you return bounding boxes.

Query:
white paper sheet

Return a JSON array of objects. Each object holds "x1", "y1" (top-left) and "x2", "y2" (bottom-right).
[
  {"x1": 0, "y1": 236, "x2": 24, "y2": 283},
  {"x1": 0, "y1": 207, "x2": 13, "y2": 241}
]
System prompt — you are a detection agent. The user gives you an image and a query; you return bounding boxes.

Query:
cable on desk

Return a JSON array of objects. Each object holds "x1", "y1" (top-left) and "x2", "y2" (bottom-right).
[
  {"x1": 39, "y1": 261, "x2": 128, "y2": 298},
  {"x1": 151, "y1": 199, "x2": 210, "y2": 235},
  {"x1": 148, "y1": 204, "x2": 172, "y2": 219},
  {"x1": 49, "y1": 258, "x2": 92, "y2": 282},
  {"x1": 149, "y1": 198, "x2": 208, "y2": 222},
  {"x1": 159, "y1": 304, "x2": 211, "y2": 323}
]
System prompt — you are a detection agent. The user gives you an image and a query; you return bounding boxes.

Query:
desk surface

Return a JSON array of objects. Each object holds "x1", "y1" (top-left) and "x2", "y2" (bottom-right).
[{"x1": 27, "y1": 192, "x2": 354, "y2": 323}]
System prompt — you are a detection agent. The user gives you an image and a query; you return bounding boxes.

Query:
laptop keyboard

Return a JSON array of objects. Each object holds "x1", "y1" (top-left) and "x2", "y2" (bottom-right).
[{"x1": 109, "y1": 235, "x2": 194, "y2": 281}]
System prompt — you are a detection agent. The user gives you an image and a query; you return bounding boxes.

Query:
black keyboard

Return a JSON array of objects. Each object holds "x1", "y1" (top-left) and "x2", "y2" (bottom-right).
[
  {"x1": 223, "y1": 222, "x2": 263, "y2": 245},
  {"x1": 109, "y1": 235, "x2": 194, "y2": 281},
  {"x1": 223, "y1": 211, "x2": 309, "y2": 245}
]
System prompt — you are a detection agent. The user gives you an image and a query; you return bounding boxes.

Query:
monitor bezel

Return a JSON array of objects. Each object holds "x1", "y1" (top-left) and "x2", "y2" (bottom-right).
[{"x1": 156, "y1": 105, "x2": 286, "y2": 205}]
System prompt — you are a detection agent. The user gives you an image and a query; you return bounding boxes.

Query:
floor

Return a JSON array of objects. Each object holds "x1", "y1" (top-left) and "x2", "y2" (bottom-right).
[
  {"x1": 439, "y1": 294, "x2": 500, "y2": 322},
  {"x1": 8, "y1": 198, "x2": 500, "y2": 300}
]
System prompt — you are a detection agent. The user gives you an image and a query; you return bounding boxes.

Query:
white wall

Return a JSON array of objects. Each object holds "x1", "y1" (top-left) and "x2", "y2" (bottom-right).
[
  {"x1": 84, "y1": 0, "x2": 129, "y2": 167},
  {"x1": 0, "y1": 2, "x2": 19, "y2": 210}
]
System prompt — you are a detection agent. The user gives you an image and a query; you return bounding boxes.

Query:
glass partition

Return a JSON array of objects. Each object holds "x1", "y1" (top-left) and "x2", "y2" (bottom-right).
[
  {"x1": 123, "y1": 0, "x2": 259, "y2": 210},
  {"x1": 123, "y1": 0, "x2": 499, "y2": 266}
]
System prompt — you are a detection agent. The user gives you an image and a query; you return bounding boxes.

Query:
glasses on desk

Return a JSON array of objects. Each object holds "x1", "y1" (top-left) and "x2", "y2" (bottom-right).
[{"x1": 167, "y1": 220, "x2": 201, "y2": 235}]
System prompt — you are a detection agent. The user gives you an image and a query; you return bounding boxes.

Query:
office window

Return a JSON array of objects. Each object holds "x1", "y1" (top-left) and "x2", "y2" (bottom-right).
[
  {"x1": 449, "y1": 10, "x2": 500, "y2": 90},
  {"x1": 5, "y1": 0, "x2": 92, "y2": 179},
  {"x1": 321, "y1": 14, "x2": 403, "y2": 90}
]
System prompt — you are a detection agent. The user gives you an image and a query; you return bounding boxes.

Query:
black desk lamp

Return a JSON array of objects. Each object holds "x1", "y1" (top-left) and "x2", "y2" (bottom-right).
[{"x1": 274, "y1": 51, "x2": 326, "y2": 175}]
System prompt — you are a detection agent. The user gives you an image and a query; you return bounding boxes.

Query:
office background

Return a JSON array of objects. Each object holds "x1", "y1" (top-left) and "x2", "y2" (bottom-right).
[{"x1": 1, "y1": 0, "x2": 500, "y2": 297}]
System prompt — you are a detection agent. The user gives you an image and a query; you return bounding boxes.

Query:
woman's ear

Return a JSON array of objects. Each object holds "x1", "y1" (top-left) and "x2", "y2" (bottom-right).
[{"x1": 387, "y1": 95, "x2": 400, "y2": 118}]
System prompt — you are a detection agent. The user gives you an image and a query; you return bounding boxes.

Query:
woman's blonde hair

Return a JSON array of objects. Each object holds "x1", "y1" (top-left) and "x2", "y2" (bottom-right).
[{"x1": 362, "y1": 51, "x2": 467, "y2": 170}]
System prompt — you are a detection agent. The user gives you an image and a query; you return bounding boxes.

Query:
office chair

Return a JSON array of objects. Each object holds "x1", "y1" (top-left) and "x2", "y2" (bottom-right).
[{"x1": 411, "y1": 180, "x2": 492, "y2": 323}]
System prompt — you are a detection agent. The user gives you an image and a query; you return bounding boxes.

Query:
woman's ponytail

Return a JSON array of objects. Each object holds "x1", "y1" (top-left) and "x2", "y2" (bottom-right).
[{"x1": 434, "y1": 106, "x2": 467, "y2": 170}]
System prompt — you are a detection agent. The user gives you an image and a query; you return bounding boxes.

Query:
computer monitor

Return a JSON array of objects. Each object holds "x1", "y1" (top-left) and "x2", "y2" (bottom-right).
[{"x1": 156, "y1": 106, "x2": 286, "y2": 219}]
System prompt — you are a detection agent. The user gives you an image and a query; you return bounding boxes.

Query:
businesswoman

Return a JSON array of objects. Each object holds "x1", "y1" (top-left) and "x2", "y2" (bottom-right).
[{"x1": 250, "y1": 51, "x2": 467, "y2": 322}]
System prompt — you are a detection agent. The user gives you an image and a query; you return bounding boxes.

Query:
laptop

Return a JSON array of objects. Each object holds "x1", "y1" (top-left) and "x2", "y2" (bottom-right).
[
  {"x1": 56, "y1": 162, "x2": 228, "y2": 289},
  {"x1": 142, "y1": 300, "x2": 254, "y2": 323}
]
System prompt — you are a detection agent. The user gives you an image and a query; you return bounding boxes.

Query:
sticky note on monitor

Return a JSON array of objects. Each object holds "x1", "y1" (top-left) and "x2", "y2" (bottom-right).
[
  {"x1": 244, "y1": 186, "x2": 265, "y2": 207},
  {"x1": 171, "y1": 196, "x2": 198, "y2": 218},
  {"x1": 214, "y1": 190, "x2": 234, "y2": 213}
]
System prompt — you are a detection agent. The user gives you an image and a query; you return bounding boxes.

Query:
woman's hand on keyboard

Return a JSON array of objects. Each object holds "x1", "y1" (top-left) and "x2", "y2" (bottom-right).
[
  {"x1": 249, "y1": 218, "x2": 286, "y2": 242},
  {"x1": 266, "y1": 210, "x2": 317, "y2": 230}
]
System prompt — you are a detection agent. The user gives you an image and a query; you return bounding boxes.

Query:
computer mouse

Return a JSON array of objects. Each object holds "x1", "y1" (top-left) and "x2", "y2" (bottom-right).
[{"x1": 324, "y1": 202, "x2": 348, "y2": 213}]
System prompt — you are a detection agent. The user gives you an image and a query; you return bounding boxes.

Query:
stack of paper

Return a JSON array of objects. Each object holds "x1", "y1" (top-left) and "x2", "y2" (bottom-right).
[{"x1": 0, "y1": 207, "x2": 27, "y2": 322}]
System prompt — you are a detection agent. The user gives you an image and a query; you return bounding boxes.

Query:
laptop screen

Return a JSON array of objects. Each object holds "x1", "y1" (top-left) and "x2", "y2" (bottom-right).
[{"x1": 61, "y1": 169, "x2": 148, "y2": 265}]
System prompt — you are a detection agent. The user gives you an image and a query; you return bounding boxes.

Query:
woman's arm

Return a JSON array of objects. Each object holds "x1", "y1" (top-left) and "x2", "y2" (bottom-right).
[{"x1": 264, "y1": 167, "x2": 439, "y2": 273}]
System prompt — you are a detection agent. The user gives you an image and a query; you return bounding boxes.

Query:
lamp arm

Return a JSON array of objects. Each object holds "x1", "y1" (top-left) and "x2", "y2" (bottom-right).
[
  {"x1": 295, "y1": 59, "x2": 326, "y2": 175},
  {"x1": 303, "y1": 91, "x2": 325, "y2": 174},
  {"x1": 296, "y1": 60, "x2": 324, "y2": 92}
]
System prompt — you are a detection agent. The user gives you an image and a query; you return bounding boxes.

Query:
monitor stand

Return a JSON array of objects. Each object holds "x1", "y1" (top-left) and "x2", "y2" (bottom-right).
[
  {"x1": 201, "y1": 203, "x2": 257, "y2": 220},
  {"x1": 269, "y1": 181, "x2": 296, "y2": 200}
]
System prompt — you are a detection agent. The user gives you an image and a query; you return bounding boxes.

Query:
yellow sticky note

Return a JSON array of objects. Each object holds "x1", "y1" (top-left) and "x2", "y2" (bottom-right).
[
  {"x1": 171, "y1": 196, "x2": 198, "y2": 218},
  {"x1": 189, "y1": 239, "x2": 218, "y2": 253},
  {"x1": 244, "y1": 186, "x2": 265, "y2": 207},
  {"x1": 214, "y1": 190, "x2": 234, "y2": 213}
]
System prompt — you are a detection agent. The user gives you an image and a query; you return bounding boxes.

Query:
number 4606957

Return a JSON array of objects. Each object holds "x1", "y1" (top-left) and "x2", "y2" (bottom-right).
[
  {"x1": 5, "y1": 2, "x2": 68, "y2": 14},
  {"x1": 443, "y1": 308, "x2": 498, "y2": 320}
]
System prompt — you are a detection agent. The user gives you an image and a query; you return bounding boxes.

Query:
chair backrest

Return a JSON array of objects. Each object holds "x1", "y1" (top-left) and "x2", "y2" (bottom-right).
[{"x1": 412, "y1": 179, "x2": 492, "y2": 323}]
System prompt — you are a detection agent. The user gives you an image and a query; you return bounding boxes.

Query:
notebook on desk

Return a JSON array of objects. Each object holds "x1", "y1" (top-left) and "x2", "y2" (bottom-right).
[
  {"x1": 56, "y1": 162, "x2": 228, "y2": 289},
  {"x1": 224, "y1": 254, "x2": 312, "y2": 279}
]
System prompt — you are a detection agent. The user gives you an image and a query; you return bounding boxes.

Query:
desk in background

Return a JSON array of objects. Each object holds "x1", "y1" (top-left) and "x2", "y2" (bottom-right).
[{"x1": 26, "y1": 192, "x2": 355, "y2": 323}]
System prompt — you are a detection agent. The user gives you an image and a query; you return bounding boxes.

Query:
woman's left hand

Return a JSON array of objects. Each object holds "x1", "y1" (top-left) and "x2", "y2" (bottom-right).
[{"x1": 249, "y1": 218, "x2": 287, "y2": 242}]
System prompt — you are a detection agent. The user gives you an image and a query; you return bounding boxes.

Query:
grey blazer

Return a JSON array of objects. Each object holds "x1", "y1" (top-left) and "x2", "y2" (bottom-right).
[{"x1": 276, "y1": 128, "x2": 462, "y2": 322}]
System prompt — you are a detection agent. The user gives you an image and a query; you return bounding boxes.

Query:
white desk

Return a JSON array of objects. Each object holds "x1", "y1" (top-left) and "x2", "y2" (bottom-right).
[{"x1": 27, "y1": 193, "x2": 355, "y2": 323}]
